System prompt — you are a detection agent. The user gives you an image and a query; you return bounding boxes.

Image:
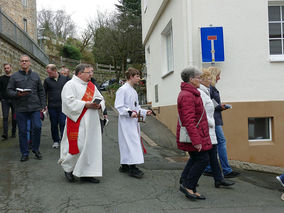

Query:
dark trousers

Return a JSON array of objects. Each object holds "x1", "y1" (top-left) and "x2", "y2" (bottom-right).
[
  {"x1": 208, "y1": 144, "x2": 223, "y2": 182},
  {"x1": 181, "y1": 151, "x2": 209, "y2": 192},
  {"x1": 16, "y1": 111, "x2": 42, "y2": 156},
  {"x1": 1, "y1": 99, "x2": 16, "y2": 136},
  {"x1": 48, "y1": 107, "x2": 66, "y2": 142}
]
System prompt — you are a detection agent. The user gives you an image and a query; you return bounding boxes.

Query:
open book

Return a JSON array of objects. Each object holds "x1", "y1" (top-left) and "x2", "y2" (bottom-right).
[{"x1": 16, "y1": 88, "x2": 32, "y2": 92}]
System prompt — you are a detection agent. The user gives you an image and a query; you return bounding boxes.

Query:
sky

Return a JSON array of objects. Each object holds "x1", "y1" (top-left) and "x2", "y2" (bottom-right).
[{"x1": 37, "y1": 0, "x2": 119, "y2": 34}]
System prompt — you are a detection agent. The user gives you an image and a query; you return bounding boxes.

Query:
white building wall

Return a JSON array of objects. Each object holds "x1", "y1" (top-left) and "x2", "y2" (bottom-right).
[
  {"x1": 143, "y1": 0, "x2": 284, "y2": 106},
  {"x1": 143, "y1": 0, "x2": 191, "y2": 107},
  {"x1": 191, "y1": 0, "x2": 284, "y2": 102}
]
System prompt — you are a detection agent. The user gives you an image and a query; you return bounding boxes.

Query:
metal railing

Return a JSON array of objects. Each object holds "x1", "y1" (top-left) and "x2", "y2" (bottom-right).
[{"x1": 0, "y1": 9, "x2": 49, "y2": 65}]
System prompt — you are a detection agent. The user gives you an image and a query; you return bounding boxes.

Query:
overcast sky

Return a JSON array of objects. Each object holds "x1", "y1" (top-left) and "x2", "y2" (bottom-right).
[{"x1": 37, "y1": 0, "x2": 119, "y2": 33}]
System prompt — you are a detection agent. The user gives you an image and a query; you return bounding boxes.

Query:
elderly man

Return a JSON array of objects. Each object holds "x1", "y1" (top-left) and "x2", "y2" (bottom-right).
[
  {"x1": 60, "y1": 67, "x2": 71, "y2": 80},
  {"x1": 7, "y1": 55, "x2": 46, "y2": 162},
  {"x1": 59, "y1": 64, "x2": 105, "y2": 183},
  {"x1": 0, "y1": 63, "x2": 17, "y2": 140},
  {"x1": 43, "y1": 64, "x2": 68, "y2": 149}
]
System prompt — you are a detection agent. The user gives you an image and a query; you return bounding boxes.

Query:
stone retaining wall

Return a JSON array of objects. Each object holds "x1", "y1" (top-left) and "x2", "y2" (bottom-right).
[{"x1": 0, "y1": 36, "x2": 47, "y2": 129}]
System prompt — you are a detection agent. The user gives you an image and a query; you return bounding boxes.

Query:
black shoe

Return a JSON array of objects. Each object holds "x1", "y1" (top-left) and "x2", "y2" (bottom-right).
[
  {"x1": 80, "y1": 177, "x2": 100, "y2": 183},
  {"x1": 119, "y1": 165, "x2": 129, "y2": 173},
  {"x1": 203, "y1": 171, "x2": 213, "y2": 176},
  {"x1": 20, "y1": 155, "x2": 29, "y2": 162},
  {"x1": 129, "y1": 167, "x2": 144, "y2": 178},
  {"x1": 32, "y1": 150, "x2": 42, "y2": 160},
  {"x1": 179, "y1": 184, "x2": 197, "y2": 200},
  {"x1": 2, "y1": 134, "x2": 7, "y2": 139},
  {"x1": 64, "y1": 172, "x2": 75, "y2": 182},
  {"x1": 224, "y1": 171, "x2": 240, "y2": 178},
  {"x1": 195, "y1": 193, "x2": 206, "y2": 200},
  {"x1": 11, "y1": 134, "x2": 16, "y2": 138},
  {"x1": 215, "y1": 179, "x2": 235, "y2": 188}
]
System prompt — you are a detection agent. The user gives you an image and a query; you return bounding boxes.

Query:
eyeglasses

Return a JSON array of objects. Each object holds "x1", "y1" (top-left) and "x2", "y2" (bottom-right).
[
  {"x1": 81, "y1": 71, "x2": 93, "y2": 74},
  {"x1": 21, "y1": 60, "x2": 29, "y2": 62}
]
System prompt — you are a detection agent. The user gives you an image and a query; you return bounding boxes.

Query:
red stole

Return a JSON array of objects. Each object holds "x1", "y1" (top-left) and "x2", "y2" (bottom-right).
[{"x1": 67, "y1": 81, "x2": 95, "y2": 155}]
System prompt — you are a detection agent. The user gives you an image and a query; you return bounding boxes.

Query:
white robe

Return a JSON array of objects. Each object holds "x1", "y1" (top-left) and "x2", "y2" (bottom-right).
[
  {"x1": 115, "y1": 82, "x2": 147, "y2": 165},
  {"x1": 58, "y1": 76, "x2": 105, "y2": 177}
]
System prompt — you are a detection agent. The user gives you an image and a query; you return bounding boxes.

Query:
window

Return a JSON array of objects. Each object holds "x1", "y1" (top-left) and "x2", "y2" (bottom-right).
[
  {"x1": 155, "y1": 84, "x2": 158, "y2": 103},
  {"x1": 166, "y1": 29, "x2": 174, "y2": 73},
  {"x1": 161, "y1": 21, "x2": 174, "y2": 75},
  {"x1": 248, "y1": 117, "x2": 272, "y2": 141},
  {"x1": 268, "y1": 5, "x2": 284, "y2": 60},
  {"x1": 22, "y1": 0, "x2": 27, "y2": 7},
  {"x1": 23, "y1": 18, "x2": 27, "y2": 32}
]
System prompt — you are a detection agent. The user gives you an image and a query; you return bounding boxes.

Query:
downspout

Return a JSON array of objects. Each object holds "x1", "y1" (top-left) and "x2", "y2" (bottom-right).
[{"x1": 185, "y1": 0, "x2": 194, "y2": 66}]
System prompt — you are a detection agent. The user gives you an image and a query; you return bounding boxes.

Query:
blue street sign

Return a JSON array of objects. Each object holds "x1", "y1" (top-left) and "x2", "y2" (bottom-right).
[{"x1": 200, "y1": 27, "x2": 225, "y2": 63}]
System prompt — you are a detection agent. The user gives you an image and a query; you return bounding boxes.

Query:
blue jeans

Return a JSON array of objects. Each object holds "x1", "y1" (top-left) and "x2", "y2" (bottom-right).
[
  {"x1": 279, "y1": 173, "x2": 284, "y2": 182},
  {"x1": 48, "y1": 107, "x2": 66, "y2": 142},
  {"x1": 204, "y1": 125, "x2": 232, "y2": 175},
  {"x1": 16, "y1": 111, "x2": 42, "y2": 156}
]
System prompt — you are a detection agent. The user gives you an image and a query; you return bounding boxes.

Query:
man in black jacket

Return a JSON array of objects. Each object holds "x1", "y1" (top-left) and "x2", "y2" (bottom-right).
[
  {"x1": 7, "y1": 55, "x2": 46, "y2": 162},
  {"x1": 43, "y1": 64, "x2": 68, "y2": 149},
  {"x1": 0, "y1": 63, "x2": 16, "y2": 140}
]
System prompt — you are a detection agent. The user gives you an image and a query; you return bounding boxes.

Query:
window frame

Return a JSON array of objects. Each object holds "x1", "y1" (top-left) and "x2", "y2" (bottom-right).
[
  {"x1": 23, "y1": 18, "x2": 27, "y2": 32},
  {"x1": 22, "y1": 0, "x2": 27, "y2": 7},
  {"x1": 161, "y1": 20, "x2": 174, "y2": 77},
  {"x1": 268, "y1": 3, "x2": 284, "y2": 61},
  {"x1": 248, "y1": 117, "x2": 272, "y2": 142}
]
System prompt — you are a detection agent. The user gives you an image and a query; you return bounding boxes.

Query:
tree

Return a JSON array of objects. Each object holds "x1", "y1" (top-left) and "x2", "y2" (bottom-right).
[
  {"x1": 37, "y1": 9, "x2": 76, "y2": 41},
  {"x1": 89, "y1": 0, "x2": 145, "y2": 81},
  {"x1": 60, "y1": 45, "x2": 82, "y2": 60}
]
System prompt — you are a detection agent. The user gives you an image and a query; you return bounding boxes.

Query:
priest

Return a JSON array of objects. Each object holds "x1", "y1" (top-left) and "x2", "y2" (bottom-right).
[
  {"x1": 58, "y1": 64, "x2": 105, "y2": 183},
  {"x1": 115, "y1": 67, "x2": 152, "y2": 178}
]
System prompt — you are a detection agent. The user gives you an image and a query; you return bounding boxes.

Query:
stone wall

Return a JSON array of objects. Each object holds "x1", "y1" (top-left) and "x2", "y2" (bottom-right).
[
  {"x1": 0, "y1": 0, "x2": 37, "y2": 42},
  {"x1": 0, "y1": 36, "x2": 47, "y2": 129},
  {"x1": 0, "y1": 37, "x2": 47, "y2": 78}
]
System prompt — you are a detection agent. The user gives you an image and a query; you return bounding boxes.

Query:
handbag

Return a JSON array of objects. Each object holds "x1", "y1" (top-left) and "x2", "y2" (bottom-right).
[{"x1": 178, "y1": 109, "x2": 205, "y2": 143}]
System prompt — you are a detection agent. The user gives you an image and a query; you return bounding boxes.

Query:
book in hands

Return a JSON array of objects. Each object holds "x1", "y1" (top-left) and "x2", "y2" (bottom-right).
[
  {"x1": 16, "y1": 88, "x2": 32, "y2": 92},
  {"x1": 93, "y1": 98, "x2": 102, "y2": 104}
]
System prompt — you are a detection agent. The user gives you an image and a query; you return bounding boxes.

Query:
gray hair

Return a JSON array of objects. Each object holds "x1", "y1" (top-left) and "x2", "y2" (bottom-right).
[
  {"x1": 75, "y1": 63, "x2": 90, "y2": 76},
  {"x1": 181, "y1": 66, "x2": 202, "y2": 82}
]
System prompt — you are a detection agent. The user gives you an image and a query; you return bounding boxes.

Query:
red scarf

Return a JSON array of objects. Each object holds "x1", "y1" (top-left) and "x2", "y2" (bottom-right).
[{"x1": 67, "y1": 81, "x2": 95, "y2": 155}]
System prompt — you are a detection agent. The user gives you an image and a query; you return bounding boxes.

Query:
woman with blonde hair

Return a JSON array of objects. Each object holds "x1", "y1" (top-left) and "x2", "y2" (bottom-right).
[
  {"x1": 203, "y1": 67, "x2": 240, "y2": 178},
  {"x1": 198, "y1": 69, "x2": 234, "y2": 187}
]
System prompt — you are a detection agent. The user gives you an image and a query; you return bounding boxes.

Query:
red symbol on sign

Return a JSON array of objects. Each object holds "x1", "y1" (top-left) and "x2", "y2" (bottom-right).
[{"x1": 207, "y1": 36, "x2": 217, "y2": 40}]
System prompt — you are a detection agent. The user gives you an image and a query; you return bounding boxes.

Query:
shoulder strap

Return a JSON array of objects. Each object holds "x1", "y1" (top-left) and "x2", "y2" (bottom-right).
[{"x1": 178, "y1": 108, "x2": 205, "y2": 128}]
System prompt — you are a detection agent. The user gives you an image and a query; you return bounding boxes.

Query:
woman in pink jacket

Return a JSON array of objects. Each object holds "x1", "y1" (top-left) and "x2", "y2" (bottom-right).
[{"x1": 177, "y1": 67, "x2": 212, "y2": 200}]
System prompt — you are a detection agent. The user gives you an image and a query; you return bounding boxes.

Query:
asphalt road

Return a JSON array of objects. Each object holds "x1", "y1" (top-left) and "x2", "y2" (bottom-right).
[{"x1": 0, "y1": 109, "x2": 284, "y2": 213}]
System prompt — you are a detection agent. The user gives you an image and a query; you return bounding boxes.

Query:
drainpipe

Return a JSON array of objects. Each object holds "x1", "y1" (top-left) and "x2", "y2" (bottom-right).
[{"x1": 185, "y1": 0, "x2": 194, "y2": 66}]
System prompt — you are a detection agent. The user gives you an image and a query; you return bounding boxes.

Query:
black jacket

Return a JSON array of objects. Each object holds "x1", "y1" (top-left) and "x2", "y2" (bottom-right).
[
  {"x1": 0, "y1": 75, "x2": 11, "y2": 100},
  {"x1": 43, "y1": 74, "x2": 68, "y2": 108},
  {"x1": 7, "y1": 70, "x2": 46, "y2": 112},
  {"x1": 210, "y1": 85, "x2": 223, "y2": 126}
]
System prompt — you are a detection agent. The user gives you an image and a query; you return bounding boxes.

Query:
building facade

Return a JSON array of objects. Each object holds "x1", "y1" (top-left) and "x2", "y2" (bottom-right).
[
  {"x1": 0, "y1": 0, "x2": 37, "y2": 41},
  {"x1": 142, "y1": 0, "x2": 284, "y2": 167}
]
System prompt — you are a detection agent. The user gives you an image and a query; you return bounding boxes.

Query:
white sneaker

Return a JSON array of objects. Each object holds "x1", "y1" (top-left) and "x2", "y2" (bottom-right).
[
  {"x1": 52, "y1": 142, "x2": 60, "y2": 149},
  {"x1": 276, "y1": 176, "x2": 284, "y2": 187}
]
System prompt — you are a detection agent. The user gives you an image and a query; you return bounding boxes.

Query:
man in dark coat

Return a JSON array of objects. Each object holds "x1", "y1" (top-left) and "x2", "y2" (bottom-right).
[
  {"x1": 7, "y1": 55, "x2": 46, "y2": 162},
  {"x1": 0, "y1": 63, "x2": 17, "y2": 140},
  {"x1": 44, "y1": 64, "x2": 68, "y2": 149}
]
